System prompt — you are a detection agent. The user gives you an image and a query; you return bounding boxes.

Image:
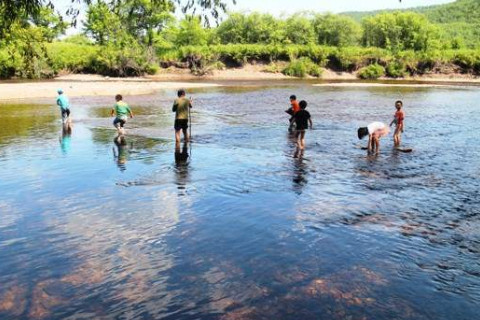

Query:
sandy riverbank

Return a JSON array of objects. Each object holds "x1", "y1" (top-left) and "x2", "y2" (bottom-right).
[
  {"x1": 1, "y1": 67, "x2": 479, "y2": 101},
  {"x1": 0, "y1": 76, "x2": 220, "y2": 101},
  {"x1": 146, "y1": 64, "x2": 480, "y2": 83}
]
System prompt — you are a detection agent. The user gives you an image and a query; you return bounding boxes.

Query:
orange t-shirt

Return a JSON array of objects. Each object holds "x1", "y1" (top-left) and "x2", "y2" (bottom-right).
[
  {"x1": 291, "y1": 101, "x2": 300, "y2": 114},
  {"x1": 395, "y1": 110, "x2": 405, "y2": 125}
]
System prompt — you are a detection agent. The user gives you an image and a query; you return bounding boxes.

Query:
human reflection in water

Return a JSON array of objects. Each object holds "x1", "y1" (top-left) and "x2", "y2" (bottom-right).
[
  {"x1": 174, "y1": 142, "x2": 190, "y2": 193},
  {"x1": 292, "y1": 147, "x2": 308, "y2": 194},
  {"x1": 113, "y1": 137, "x2": 129, "y2": 171},
  {"x1": 59, "y1": 124, "x2": 72, "y2": 155}
]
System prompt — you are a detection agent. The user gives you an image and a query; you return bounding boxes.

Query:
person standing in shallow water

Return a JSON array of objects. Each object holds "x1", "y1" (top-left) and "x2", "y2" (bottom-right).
[
  {"x1": 56, "y1": 89, "x2": 71, "y2": 126},
  {"x1": 111, "y1": 94, "x2": 133, "y2": 140},
  {"x1": 172, "y1": 89, "x2": 193, "y2": 144},
  {"x1": 286, "y1": 95, "x2": 301, "y2": 132},
  {"x1": 358, "y1": 122, "x2": 390, "y2": 154},
  {"x1": 390, "y1": 100, "x2": 405, "y2": 148},
  {"x1": 294, "y1": 100, "x2": 313, "y2": 150}
]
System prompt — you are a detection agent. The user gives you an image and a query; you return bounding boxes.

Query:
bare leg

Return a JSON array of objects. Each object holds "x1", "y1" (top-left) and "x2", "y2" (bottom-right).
[
  {"x1": 300, "y1": 131, "x2": 306, "y2": 149},
  {"x1": 374, "y1": 137, "x2": 380, "y2": 153},
  {"x1": 295, "y1": 131, "x2": 301, "y2": 148},
  {"x1": 183, "y1": 128, "x2": 189, "y2": 142},
  {"x1": 175, "y1": 130, "x2": 181, "y2": 144}
]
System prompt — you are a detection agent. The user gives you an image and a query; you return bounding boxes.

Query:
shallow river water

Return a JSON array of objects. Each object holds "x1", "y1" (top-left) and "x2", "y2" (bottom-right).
[{"x1": 0, "y1": 81, "x2": 479, "y2": 320}]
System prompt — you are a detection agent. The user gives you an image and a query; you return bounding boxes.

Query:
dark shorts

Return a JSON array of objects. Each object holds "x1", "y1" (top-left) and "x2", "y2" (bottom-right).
[
  {"x1": 61, "y1": 108, "x2": 70, "y2": 119},
  {"x1": 296, "y1": 125, "x2": 308, "y2": 131},
  {"x1": 174, "y1": 119, "x2": 189, "y2": 131},
  {"x1": 113, "y1": 118, "x2": 126, "y2": 128}
]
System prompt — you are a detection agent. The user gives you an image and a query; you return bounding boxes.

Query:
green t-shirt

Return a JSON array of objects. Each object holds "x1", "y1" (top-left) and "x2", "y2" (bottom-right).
[
  {"x1": 173, "y1": 97, "x2": 191, "y2": 120},
  {"x1": 114, "y1": 101, "x2": 131, "y2": 119}
]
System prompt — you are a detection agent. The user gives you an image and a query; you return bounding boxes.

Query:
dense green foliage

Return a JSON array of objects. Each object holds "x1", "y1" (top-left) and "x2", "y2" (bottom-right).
[
  {"x1": 283, "y1": 58, "x2": 322, "y2": 78},
  {"x1": 362, "y1": 12, "x2": 440, "y2": 51},
  {"x1": 346, "y1": 0, "x2": 480, "y2": 49},
  {"x1": 357, "y1": 63, "x2": 385, "y2": 79},
  {"x1": 1, "y1": 0, "x2": 480, "y2": 79}
]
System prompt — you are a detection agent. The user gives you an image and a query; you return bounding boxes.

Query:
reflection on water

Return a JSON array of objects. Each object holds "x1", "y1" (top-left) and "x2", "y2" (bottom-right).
[
  {"x1": 0, "y1": 84, "x2": 479, "y2": 319},
  {"x1": 175, "y1": 142, "x2": 190, "y2": 194},
  {"x1": 59, "y1": 126, "x2": 72, "y2": 155},
  {"x1": 113, "y1": 137, "x2": 129, "y2": 171}
]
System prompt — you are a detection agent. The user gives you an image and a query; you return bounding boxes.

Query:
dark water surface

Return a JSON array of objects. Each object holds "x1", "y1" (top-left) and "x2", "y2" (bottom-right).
[{"x1": 0, "y1": 83, "x2": 479, "y2": 320}]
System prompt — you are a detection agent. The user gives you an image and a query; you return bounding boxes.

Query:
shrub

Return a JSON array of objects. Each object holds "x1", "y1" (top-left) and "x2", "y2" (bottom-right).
[
  {"x1": 357, "y1": 63, "x2": 385, "y2": 79},
  {"x1": 283, "y1": 57, "x2": 322, "y2": 78},
  {"x1": 386, "y1": 61, "x2": 407, "y2": 78}
]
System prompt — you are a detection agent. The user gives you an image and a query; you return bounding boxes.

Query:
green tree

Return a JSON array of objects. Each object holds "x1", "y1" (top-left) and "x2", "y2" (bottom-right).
[
  {"x1": 84, "y1": 2, "x2": 123, "y2": 45},
  {"x1": 174, "y1": 16, "x2": 208, "y2": 46},
  {"x1": 312, "y1": 14, "x2": 361, "y2": 47},
  {"x1": 216, "y1": 12, "x2": 284, "y2": 44},
  {"x1": 362, "y1": 12, "x2": 440, "y2": 51},
  {"x1": 284, "y1": 15, "x2": 315, "y2": 45},
  {"x1": 115, "y1": 0, "x2": 175, "y2": 45}
]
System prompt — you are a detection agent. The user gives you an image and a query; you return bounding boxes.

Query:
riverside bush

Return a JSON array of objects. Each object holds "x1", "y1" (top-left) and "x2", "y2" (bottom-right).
[
  {"x1": 283, "y1": 58, "x2": 322, "y2": 78},
  {"x1": 386, "y1": 61, "x2": 407, "y2": 78},
  {"x1": 357, "y1": 63, "x2": 385, "y2": 79}
]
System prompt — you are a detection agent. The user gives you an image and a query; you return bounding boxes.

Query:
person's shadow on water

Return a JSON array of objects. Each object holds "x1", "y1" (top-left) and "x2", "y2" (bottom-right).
[
  {"x1": 174, "y1": 142, "x2": 190, "y2": 192},
  {"x1": 113, "y1": 137, "x2": 129, "y2": 172}
]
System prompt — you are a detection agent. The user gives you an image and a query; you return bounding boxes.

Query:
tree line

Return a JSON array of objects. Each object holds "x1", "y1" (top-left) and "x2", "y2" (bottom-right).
[{"x1": 0, "y1": 0, "x2": 479, "y2": 79}]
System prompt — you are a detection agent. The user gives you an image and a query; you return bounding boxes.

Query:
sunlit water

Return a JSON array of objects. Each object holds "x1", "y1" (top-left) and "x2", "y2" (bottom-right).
[{"x1": 0, "y1": 82, "x2": 479, "y2": 320}]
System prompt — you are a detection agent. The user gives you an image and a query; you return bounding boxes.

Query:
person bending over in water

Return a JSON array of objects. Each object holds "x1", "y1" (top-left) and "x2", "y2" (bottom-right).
[
  {"x1": 286, "y1": 95, "x2": 301, "y2": 132},
  {"x1": 294, "y1": 100, "x2": 313, "y2": 150},
  {"x1": 172, "y1": 89, "x2": 193, "y2": 144},
  {"x1": 390, "y1": 100, "x2": 405, "y2": 148},
  {"x1": 111, "y1": 94, "x2": 133, "y2": 140},
  {"x1": 358, "y1": 122, "x2": 390, "y2": 154},
  {"x1": 57, "y1": 89, "x2": 71, "y2": 127}
]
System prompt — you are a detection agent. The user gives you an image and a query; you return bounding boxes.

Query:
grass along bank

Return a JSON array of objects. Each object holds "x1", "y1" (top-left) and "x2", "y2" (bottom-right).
[{"x1": 42, "y1": 43, "x2": 480, "y2": 80}]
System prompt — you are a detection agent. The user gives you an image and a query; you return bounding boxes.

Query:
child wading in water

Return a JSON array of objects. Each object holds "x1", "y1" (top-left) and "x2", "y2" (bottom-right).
[
  {"x1": 294, "y1": 100, "x2": 313, "y2": 149},
  {"x1": 56, "y1": 89, "x2": 71, "y2": 126},
  {"x1": 286, "y1": 95, "x2": 301, "y2": 132},
  {"x1": 358, "y1": 122, "x2": 390, "y2": 154},
  {"x1": 172, "y1": 89, "x2": 193, "y2": 144},
  {"x1": 111, "y1": 94, "x2": 133, "y2": 140},
  {"x1": 390, "y1": 100, "x2": 405, "y2": 148}
]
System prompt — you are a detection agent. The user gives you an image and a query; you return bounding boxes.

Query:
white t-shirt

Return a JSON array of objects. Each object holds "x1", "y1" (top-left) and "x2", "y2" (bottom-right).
[{"x1": 367, "y1": 122, "x2": 386, "y2": 134}]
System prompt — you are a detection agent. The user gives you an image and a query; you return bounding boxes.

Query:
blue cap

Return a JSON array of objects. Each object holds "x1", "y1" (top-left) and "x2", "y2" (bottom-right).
[{"x1": 57, "y1": 89, "x2": 63, "y2": 94}]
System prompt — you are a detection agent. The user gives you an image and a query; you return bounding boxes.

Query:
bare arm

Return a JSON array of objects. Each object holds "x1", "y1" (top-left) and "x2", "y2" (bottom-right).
[
  {"x1": 368, "y1": 134, "x2": 373, "y2": 152},
  {"x1": 309, "y1": 118, "x2": 313, "y2": 129},
  {"x1": 129, "y1": 111, "x2": 134, "y2": 118}
]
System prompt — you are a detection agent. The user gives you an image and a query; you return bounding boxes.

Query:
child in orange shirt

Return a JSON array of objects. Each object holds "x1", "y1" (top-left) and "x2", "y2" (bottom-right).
[{"x1": 286, "y1": 95, "x2": 301, "y2": 132}]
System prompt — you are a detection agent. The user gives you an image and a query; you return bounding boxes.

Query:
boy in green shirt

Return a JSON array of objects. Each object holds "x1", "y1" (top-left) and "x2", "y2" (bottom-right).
[
  {"x1": 172, "y1": 89, "x2": 193, "y2": 144},
  {"x1": 111, "y1": 94, "x2": 133, "y2": 137}
]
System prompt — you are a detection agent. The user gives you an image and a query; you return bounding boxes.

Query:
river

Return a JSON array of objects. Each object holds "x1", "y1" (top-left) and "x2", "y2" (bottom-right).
[{"x1": 0, "y1": 82, "x2": 479, "y2": 319}]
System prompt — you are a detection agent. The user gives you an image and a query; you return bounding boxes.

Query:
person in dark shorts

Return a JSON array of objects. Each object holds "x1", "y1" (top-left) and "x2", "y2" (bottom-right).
[
  {"x1": 111, "y1": 94, "x2": 133, "y2": 139},
  {"x1": 294, "y1": 100, "x2": 313, "y2": 149},
  {"x1": 172, "y1": 89, "x2": 193, "y2": 144},
  {"x1": 56, "y1": 89, "x2": 71, "y2": 125}
]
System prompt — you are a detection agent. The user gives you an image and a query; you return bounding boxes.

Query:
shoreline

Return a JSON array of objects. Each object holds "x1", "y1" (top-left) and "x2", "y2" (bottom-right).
[{"x1": 1, "y1": 70, "x2": 479, "y2": 101}]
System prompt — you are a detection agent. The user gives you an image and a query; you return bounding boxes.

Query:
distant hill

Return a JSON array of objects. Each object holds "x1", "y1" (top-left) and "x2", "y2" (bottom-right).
[{"x1": 343, "y1": 0, "x2": 480, "y2": 24}]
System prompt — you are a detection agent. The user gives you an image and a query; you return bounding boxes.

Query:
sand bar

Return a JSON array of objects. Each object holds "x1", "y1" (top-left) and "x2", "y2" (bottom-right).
[{"x1": 0, "y1": 75, "x2": 220, "y2": 101}]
